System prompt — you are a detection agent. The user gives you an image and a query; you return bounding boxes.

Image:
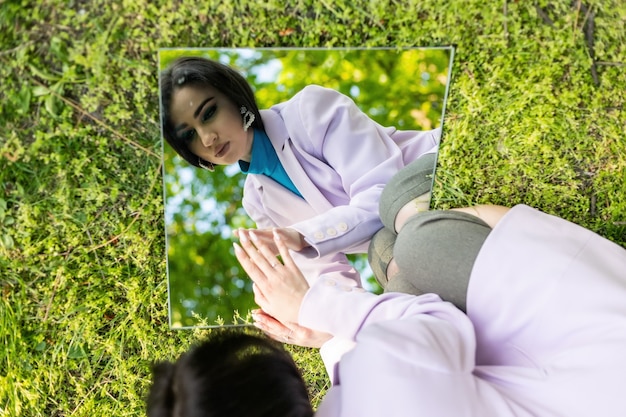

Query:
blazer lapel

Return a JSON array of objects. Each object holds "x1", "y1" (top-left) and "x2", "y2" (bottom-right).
[
  {"x1": 252, "y1": 175, "x2": 319, "y2": 226},
  {"x1": 260, "y1": 110, "x2": 334, "y2": 215}
]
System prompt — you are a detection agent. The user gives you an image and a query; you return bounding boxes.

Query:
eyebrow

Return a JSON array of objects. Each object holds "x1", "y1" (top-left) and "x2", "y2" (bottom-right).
[{"x1": 174, "y1": 97, "x2": 214, "y2": 133}]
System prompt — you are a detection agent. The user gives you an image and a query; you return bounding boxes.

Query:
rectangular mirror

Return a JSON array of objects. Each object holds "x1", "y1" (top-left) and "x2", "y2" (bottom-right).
[{"x1": 159, "y1": 47, "x2": 455, "y2": 329}]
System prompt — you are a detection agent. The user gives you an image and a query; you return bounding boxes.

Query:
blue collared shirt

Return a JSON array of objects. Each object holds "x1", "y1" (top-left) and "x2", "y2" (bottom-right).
[{"x1": 239, "y1": 129, "x2": 303, "y2": 198}]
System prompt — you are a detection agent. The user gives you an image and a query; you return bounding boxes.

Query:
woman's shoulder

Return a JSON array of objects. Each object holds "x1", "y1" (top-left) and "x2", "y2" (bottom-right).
[
  {"x1": 277, "y1": 85, "x2": 351, "y2": 123},
  {"x1": 270, "y1": 85, "x2": 355, "y2": 149},
  {"x1": 296, "y1": 83, "x2": 336, "y2": 95},
  {"x1": 270, "y1": 84, "x2": 329, "y2": 112},
  {"x1": 286, "y1": 84, "x2": 348, "y2": 106}
]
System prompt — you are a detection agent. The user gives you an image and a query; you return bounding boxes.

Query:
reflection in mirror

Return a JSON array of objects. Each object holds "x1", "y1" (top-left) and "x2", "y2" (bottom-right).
[{"x1": 159, "y1": 47, "x2": 455, "y2": 329}]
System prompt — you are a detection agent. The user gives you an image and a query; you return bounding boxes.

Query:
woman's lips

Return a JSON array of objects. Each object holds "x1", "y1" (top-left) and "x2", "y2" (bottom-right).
[{"x1": 215, "y1": 142, "x2": 229, "y2": 158}]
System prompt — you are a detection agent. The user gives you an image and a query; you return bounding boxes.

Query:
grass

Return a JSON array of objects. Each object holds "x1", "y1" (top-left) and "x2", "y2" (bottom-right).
[{"x1": 1, "y1": 0, "x2": 625, "y2": 415}]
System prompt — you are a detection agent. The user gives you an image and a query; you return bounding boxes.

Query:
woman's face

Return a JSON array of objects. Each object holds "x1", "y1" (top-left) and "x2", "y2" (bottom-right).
[{"x1": 169, "y1": 84, "x2": 254, "y2": 164}]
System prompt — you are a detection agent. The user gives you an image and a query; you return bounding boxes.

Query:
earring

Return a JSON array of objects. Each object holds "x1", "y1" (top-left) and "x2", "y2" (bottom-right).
[
  {"x1": 240, "y1": 106, "x2": 255, "y2": 132},
  {"x1": 198, "y1": 158, "x2": 215, "y2": 172}
]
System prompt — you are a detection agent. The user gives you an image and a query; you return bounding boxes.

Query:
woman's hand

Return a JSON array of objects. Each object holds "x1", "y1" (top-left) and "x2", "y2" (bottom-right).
[
  {"x1": 251, "y1": 309, "x2": 332, "y2": 348},
  {"x1": 234, "y1": 228, "x2": 332, "y2": 347},
  {"x1": 234, "y1": 229, "x2": 309, "y2": 325},
  {"x1": 233, "y1": 227, "x2": 309, "y2": 253}
]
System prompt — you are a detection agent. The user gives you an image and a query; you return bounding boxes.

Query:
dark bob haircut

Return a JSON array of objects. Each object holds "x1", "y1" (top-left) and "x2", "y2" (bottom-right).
[
  {"x1": 159, "y1": 57, "x2": 265, "y2": 169},
  {"x1": 147, "y1": 331, "x2": 313, "y2": 417}
]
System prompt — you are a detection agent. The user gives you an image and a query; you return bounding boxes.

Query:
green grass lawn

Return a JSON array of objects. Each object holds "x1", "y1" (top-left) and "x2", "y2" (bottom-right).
[{"x1": 1, "y1": 1, "x2": 625, "y2": 415}]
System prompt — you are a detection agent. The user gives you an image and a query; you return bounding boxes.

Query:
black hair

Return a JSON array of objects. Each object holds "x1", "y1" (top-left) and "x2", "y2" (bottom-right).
[
  {"x1": 147, "y1": 331, "x2": 313, "y2": 417},
  {"x1": 159, "y1": 57, "x2": 265, "y2": 169}
]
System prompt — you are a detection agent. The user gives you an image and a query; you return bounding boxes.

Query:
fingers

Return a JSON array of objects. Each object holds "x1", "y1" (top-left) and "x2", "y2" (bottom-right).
[
  {"x1": 251, "y1": 311, "x2": 332, "y2": 347},
  {"x1": 252, "y1": 310, "x2": 291, "y2": 342},
  {"x1": 236, "y1": 230, "x2": 281, "y2": 276},
  {"x1": 273, "y1": 229, "x2": 296, "y2": 269},
  {"x1": 234, "y1": 230, "x2": 284, "y2": 315},
  {"x1": 237, "y1": 228, "x2": 279, "y2": 254},
  {"x1": 251, "y1": 231, "x2": 283, "y2": 269},
  {"x1": 234, "y1": 243, "x2": 271, "y2": 308},
  {"x1": 251, "y1": 282, "x2": 269, "y2": 311},
  {"x1": 235, "y1": 228, "x2": 307, "y2": 326},
  {"x1": 233, "y1": 242, "x2": 263, "y2": 282}
]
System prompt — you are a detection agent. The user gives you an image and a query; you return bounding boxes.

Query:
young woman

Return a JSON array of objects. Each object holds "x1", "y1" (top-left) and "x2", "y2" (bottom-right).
[
  {"x1": 149, "y1": 202, "x2": 626, "y2": 416},
  {"x1": 160, "y1": 57, "x2": 440, "y2": 339}
]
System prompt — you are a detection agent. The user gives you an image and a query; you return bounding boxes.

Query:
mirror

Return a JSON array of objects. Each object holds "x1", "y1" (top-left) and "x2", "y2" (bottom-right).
[{"x1": 159, "y1": 47, "x2": 455, "y2": 329}]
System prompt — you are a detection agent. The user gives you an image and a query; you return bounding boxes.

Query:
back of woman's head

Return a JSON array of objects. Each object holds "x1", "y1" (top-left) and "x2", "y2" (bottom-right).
[
  {"x1": 159, "y1": 57, "x2": 264, "y2": 168},
  {"x1": 147, "y1": 331, "x2": 313, "y2": 417}
]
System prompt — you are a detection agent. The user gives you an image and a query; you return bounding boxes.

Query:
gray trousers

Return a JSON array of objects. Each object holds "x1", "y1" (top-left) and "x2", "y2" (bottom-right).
[{"x1": 385, "y1": 210, "x2": 491, "y2": 313}]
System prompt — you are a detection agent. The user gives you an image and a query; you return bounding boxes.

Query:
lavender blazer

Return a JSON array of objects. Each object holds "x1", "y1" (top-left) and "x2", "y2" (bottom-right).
[
  {"x1": 302, "y1": 205, "x2": 626, "y2": 416},
  {"x1": 242, "y1": 85, "x2": 440, "y2": 285}
]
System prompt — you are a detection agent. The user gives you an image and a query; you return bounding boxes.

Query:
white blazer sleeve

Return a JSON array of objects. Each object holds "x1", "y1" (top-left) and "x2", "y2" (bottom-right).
[{"x1": 304, "y1": 279, "x2": 531, "y2": 417}]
